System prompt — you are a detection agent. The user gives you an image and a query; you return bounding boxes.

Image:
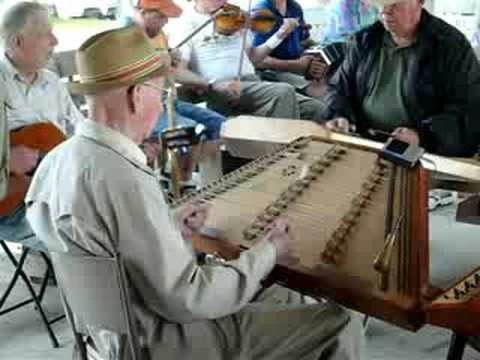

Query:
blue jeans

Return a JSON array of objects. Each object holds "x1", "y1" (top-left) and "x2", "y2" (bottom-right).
[
  {"x1": 150, "y1": 100, "x2": 225, "y2": 141},
  {"x1": 0, "y1": 204, "x2": 45, "y2": 251}
]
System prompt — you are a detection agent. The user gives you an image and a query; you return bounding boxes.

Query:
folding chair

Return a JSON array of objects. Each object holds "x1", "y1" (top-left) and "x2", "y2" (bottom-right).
[
  {"x1": 0, "y1": 239, "x2": 64, "y2": 348},
  {"x1": 51, "y1": 252, "x2": 144, "y2": 360}
]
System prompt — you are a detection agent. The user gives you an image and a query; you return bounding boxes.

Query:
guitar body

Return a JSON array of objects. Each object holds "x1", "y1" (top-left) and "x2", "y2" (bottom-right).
[{"x1": 0, "y1": 123, "x2": 65, "y2": 217}]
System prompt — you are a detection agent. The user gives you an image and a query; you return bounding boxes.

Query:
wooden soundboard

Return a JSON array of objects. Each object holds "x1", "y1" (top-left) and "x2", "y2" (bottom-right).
[
  {"x1": 175, "y1": 136, "x2": 430, "y2": 330},
  {"x1": 215, "y1": 117, "x2": 480, "y2": 335}
]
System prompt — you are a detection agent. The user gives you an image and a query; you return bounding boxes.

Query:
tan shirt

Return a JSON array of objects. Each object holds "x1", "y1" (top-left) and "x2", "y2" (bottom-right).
[
  {"x1": 25, "y1": 119, "x2": 276, "y2": 354},
  {"x1": 0, "y1": 53, "x2": 84, "y2": 136}
]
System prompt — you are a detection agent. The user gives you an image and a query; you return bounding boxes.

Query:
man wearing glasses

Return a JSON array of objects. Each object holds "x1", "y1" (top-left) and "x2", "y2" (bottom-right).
[
  {"x1": 323, "y1": 0, "x2": 480, "y2": 157},
  {"x1": 25, "y1": 26, "x2": 363, "y2": 360}
]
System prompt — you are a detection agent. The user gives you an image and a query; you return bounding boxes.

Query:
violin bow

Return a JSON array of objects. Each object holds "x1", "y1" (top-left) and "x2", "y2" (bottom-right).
[
  {"x1": 173, "y1": 5, "x2": 226, "y2": 49},
  {"x1": 237, "y1": 0, "x2": 254, "y2": 79}
]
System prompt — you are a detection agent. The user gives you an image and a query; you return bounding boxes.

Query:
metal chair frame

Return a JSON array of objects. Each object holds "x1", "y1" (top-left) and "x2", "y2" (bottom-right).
[
  {"x1": 0, "y1": 239, "x2": 64, "y2": 348},
  {"x1": 52, "y1": 252, "x2": 143, "y2": 360}
]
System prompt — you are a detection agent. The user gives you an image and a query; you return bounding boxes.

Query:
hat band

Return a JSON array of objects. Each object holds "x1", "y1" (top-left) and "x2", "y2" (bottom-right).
[{"x1": 78, "y1": 55, "x2": 165, "y2": 85}]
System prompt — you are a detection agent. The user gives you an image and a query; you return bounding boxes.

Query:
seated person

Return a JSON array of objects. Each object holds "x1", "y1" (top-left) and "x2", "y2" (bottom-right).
[
  {"x1": 323, "y1": 0, "x2": 480, "y2": 157},
  {"x1": 126, "y1": 0, "x2": 226, "y2": 143},
  {"x1": 251, "y1": 0, "x2": 330, "y2": 98},
  {"x1": 25, "y1": 26, "x2": 363, "y2": 360},
  {"x1": 0, "y1": 2, "x2": 84, "y2": 249},
  {"x1": 171, "y1": 0, "x2": 328, "y2": 122},
  {"x1": 124, "y1": 0, "x2": 227, "y2": 186}
]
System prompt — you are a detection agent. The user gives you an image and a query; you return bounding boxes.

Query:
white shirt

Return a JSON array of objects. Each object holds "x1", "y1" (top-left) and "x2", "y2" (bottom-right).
[
  {"x1": 170, "y1": 8, "x2": 256, "y2": 82},
  {"x1": 0, "y1": 53, "x2": 84, "y2": 136},
  {"x1": 25, "y1": 118, "x2": 276, "y2": 357}
]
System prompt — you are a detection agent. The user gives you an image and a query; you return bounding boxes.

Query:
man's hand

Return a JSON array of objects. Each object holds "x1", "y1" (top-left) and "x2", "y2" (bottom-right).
[
  {"x1": 392, "y1": 127, "x2": 420, "y2": 145},
  {"x1": 140, "y1": 139, "x2": 161, "y2": 167},
  {"x1": 176, "y1": 202, "x2": 210, "y2": 239},
  {"x1": 325, "y1": 117, "x2": 353, "y2": 133},
  {"x1": 210, "y1": 80, "x2": 241, "y2": 106},
  {"x1": 291, "y1": 55, "x2": 314, "y2": 75},
  {"x1": 306, "y1": 57, "x2": 328, "y2": 80},
  {"x1": 276, "y1": 18, "x2": 299, "y2": 39},
  {"x1": 263, "y1": 218, "x2": 299, "y2": 265},
  {"x1": 9, "y1": 145, "x2": 39, "y2": 176}
]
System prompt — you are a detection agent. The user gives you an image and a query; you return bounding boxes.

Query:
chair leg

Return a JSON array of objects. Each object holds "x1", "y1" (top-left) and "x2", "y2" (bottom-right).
[
  {"x1": 0, "y1": 242, "x2": 60, "y2": 348},
  {"x1": 59, "y1": 289, "x2": 88, "y2": 360},
  {"x1": 447, "y1": 333, "x2": 468, "y2": 360},
  {"x1": 0, "y1": 246, "x2": 29, "y2": 310}
]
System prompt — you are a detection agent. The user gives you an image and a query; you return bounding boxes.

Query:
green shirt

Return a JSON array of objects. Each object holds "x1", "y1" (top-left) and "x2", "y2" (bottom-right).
[{"x1": 362, "y1": 33, "x2": 415, "y2": 132}]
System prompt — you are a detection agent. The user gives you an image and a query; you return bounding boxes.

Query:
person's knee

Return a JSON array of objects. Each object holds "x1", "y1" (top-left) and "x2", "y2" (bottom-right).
[{"x1": 271, "y1": 82, "x2": 297, "y2": 98}]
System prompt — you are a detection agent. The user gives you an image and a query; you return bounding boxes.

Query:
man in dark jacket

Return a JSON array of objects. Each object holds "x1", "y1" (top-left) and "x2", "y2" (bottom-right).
[{"x1": 323, "y1": 0, "x2": 480, "y2": 157}]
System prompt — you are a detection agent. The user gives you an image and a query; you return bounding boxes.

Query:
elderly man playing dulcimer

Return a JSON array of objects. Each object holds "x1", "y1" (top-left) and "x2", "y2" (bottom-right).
[{"x1": 25, "y1": 25, "x2": 364, "y2": 360}]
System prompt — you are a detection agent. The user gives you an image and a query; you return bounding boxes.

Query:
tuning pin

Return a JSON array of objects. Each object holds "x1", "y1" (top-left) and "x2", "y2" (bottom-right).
[
  {"x1": 243, "y1": 228, "x2": 258, "y2": 240},
  {"x1": 280, "y1": 191, "x2": 296, "y2": 202},
  {"x1": 326, "y1": 240, "x2": 340, "y2": 252},
  {"x1": 331, "y1": 252, "x2": 344, "y2": 265},
  {"x1": 360, "y1": 191, "x2": 372, "y2": 201},
  {"x1": 258, "y1": 213, "x2": 275, "y2": 223},
  {"x1": 321, "y1": 251, "x2": 334, "y2": 264},
  {"x1": 350, "y1": 207, "x2": 362, "y2": 218},
  {"x1": 352, "y1": 197, "x2": 367, "y2": 208},
  {"x1": 326, "y1": 152, "x2": 340, "y2": 161},
  {"x1": 252, "y1": 221, "x2": 266, "y2": 230},
  {"x1": 310, "y1": 162, "x2": 324, "y2": 173},
  {"x1": 275, "y1": 199, "x2": 289, "y2": 209},
  {"x1": 298, "y1": 179, "x2": 311, "y2": 188},
  {"x1": 320, "y1": 159, "x2": 332, "y2": 167},
  {"x1": 287, "y1": 184, "x2": 303, "y2": 195},
  {"x1": 304, "y1": 173, "x2": 317, "y2": 181},
  {"x1": 342, "y1": 213, "x2": 358, "y2": 226},
  {"x1": 265, "y1": 206, "x2": 282, "y2": 217}
]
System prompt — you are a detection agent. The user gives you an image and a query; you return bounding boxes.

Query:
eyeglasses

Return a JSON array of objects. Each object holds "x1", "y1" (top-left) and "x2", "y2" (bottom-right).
[{"x1": 141, "y1": 82, "x2": 171, "y2": 103}]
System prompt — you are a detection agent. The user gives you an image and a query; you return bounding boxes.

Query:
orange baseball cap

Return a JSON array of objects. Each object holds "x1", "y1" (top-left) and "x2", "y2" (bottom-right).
[{"x1": 138, "y1": 0, "x2": 183, "y2": 18}]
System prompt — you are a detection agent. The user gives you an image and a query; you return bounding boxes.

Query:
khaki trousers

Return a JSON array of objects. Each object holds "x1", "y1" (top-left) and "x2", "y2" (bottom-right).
[
  {"x1": 207, "y1": 75, "x2": 327, "y2": 123},
  {"x1": 150, "y1": 285, "x2": 365, "y2": 360}
]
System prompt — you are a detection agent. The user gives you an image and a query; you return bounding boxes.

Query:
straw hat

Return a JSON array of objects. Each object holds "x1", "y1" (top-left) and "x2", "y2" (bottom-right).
[
  {"x1": 365, "y1": 0, "x2": 408, "y2": 6},
  {"x1": 68, "y1": 26, "x2": 170, "y2": 95},
  {"x1": 137, "y1": 0, "x2": 182, "y2": 18}
]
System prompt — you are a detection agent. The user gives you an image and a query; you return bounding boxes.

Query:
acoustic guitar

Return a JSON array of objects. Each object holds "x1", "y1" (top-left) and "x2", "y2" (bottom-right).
[{"x1": 0, "y1": 122, "x2": 65, "y2": 216}]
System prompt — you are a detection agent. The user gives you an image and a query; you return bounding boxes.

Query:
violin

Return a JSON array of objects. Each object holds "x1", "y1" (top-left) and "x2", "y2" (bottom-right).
[{"x1": 213, "y1": 3, "x2": 277, "y2": 36}]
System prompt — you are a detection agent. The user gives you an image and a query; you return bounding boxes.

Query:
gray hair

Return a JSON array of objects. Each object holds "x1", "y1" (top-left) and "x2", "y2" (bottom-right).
[{"x1": 0, "y1": 2, "x2": 48, "y2": 49}]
